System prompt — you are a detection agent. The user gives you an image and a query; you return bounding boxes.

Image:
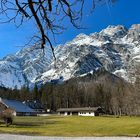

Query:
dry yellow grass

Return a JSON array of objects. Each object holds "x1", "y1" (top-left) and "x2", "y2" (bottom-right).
[{"x1": 0, "y1": 115, "x2": 140, "y2": 136}]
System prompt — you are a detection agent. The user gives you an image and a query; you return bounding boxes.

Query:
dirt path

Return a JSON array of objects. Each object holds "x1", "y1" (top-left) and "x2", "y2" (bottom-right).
[{"x1": 0, "y1": 134, "x2": 140, "y2": 140}]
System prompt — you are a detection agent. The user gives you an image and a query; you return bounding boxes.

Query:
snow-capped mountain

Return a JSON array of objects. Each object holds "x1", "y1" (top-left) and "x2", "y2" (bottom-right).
[
  {"x1": 0, "y1": 24, "x2": 140, "y2": 89},
  {"x1": 0, "y1": 46, "x2": 51, "y2": 89},
  {"x1": 37, "y1": 24, "x2": 140, "y2": 84}
]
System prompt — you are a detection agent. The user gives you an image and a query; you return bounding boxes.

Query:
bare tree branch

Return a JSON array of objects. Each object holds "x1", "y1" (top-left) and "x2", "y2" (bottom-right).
[{"x1": 0, "y1": 0, "x2": 116, "y2": 58}]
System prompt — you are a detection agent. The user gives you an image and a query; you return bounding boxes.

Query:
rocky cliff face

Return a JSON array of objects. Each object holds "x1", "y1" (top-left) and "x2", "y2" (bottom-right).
[
  {"x1": 0, "y1": 46, "x2": 51, "y2": 88},
  {"x1": 0, "y1": 24, "x2": 140, "y2": 88},
  {"x1": 37, "y1": 24, "x2": 140, "y2": 84}
]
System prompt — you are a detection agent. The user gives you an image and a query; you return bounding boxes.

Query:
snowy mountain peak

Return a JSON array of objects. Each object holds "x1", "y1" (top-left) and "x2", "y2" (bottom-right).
[
  {"x1": 36, "y1": 24, "x2": 140, "y2": 84},
  {"x1": 0, "y1": 24, "x2": 140, "y2": 89},
  {"x1": 130, "y1": 24, "x2": 140, "y2": 30},
  {"x1": 0, "y1": 46, "x2": 51, "y2": 89},
  {"x1": 100, "y1": 25, "x2": 128, "y2": 37},
  {"x1": 75, "y1": 33, "x2": 88, "y2": 39}
]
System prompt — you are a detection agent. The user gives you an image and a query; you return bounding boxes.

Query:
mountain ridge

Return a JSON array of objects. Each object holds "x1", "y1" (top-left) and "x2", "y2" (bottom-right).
[
  {"x1": 37, "y1": 24, "x2": 140, "y2": 84},
  {"x1": 0, "y1": 24, "x2": 140, "y2": 88}
]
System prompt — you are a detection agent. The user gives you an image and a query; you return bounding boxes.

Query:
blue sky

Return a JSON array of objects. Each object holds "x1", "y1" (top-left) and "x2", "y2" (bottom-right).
[{"x1": 0, "y1": 0, "x2": 140, "y2": 58}]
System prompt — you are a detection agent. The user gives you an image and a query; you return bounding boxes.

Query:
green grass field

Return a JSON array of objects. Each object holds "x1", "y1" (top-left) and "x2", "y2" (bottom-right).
[{"x1": 0, "y1": 115, "x2": 140, "y2": 136}]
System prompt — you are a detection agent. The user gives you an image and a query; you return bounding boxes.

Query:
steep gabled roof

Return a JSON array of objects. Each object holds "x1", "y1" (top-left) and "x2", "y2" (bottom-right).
[{"x1": 0, "y1": 98, "x2": 35, "y2": 113}]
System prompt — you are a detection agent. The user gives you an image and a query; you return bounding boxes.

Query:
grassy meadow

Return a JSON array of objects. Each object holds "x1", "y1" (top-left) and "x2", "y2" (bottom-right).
[{"x1": 0, "y1": 115, "x2": 140, "y2": 136}]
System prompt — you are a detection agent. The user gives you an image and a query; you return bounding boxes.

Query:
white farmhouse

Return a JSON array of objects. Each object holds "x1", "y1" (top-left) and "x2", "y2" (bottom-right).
[{"x1": 57, "y1": 107, "x2": 103, "y2": 116}]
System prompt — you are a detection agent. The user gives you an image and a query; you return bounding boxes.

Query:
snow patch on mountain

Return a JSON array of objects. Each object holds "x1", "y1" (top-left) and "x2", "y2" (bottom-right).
[
  {"x1": 37, "y1": 24, "x2": 140, "y2": 84},
  {"x1": 0, "y1": 46, "x2": 51, "y2": 89},
  {"x1": 0, "y1": 24, "x2": 140, "y2": 88}
]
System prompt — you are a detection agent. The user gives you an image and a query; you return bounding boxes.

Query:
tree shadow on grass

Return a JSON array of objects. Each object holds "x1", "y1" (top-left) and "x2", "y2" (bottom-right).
[
  {"x1": 1, "y1": 117, "x2": 61, "y2": 128},
  {"x1": 13, "y1": 122, "x2": 42, "y2": 127},
  {"x1": 13, "y1": 120, "x2": 59, "y2": 127},
  {"x1": 46, "y1": 116, "x2": 65, "y2": 120}
]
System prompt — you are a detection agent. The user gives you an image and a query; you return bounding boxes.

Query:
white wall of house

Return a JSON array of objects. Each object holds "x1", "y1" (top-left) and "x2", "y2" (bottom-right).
[
  {"x1": 64, "y1": 112, "x2": 68, "y2": 116},
  {"x1": 58, "y1": 111, "x2": 95, "y2": 116},
  {"x1": 78, "y1": 112, "x2": 95, "y2": 116},
  {"x1": 13, "y1": 111, "x2": 16, "y2": 116}
]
